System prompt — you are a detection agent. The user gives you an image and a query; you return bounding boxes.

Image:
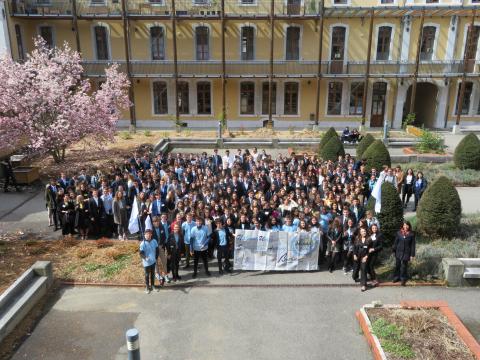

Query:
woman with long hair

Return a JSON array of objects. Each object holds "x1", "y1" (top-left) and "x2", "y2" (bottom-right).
[
  {"x1": 60, "y1": 194, "x2": 75, "y2": 239},
  {"x1": 402, "y1": 168, "x2": 414, "y2": 208},
  {"x1": 342, "y1": 218, "x2": 357, "y2": 275},
  {"x1": 113, "y1": 190, "x2": 128, "y2": 240},
  {"x1": 393, "y1": 221, "x2": 416, "y2": 286},
  {"x1": 413, "y1": 171, "x2": 427, "y2": 211},
  {"x1": 367, "y1": 223, "x2": 383, "y2": 287},
  {"x1": 326, "y1": 219, "x2": 343, "y2": 273},
  {"x1": 75, "y1": 195, "x2": 89, "y2": 240},
  {"x1": 352, "y1": 227, "x2": 372, "y2": 292}
]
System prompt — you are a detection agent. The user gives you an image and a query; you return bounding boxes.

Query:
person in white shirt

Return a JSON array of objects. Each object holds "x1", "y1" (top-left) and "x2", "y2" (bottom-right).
[{"x1": 222, "y1": 150, "x2": 234, "y2": 169}]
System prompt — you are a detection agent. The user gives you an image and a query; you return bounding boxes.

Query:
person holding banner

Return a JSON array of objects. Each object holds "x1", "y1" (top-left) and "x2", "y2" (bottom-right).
[
  {"x1": 352, "y1": 227, "x2": 372, "y2": 292},
  {"x1": 190, "y1": 218, "x2": 211, "y2": 278},
  {"x1": 212, "y1": 219, "x2": 232, "y2": 274},
  {"x1": 326, "y1": 219, "x2": 343, "y2": 273}
]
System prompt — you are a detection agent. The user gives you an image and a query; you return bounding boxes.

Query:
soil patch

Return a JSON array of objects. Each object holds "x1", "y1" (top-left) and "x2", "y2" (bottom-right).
[{"x1": 366, "y1": 307, "x2": 475, "y2": 360}]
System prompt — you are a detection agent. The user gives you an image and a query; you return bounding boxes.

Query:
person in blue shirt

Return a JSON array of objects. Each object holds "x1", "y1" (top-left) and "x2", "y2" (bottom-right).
[
  {"x1": 181, "y1": 213, "x2": 195, "y2": 269},
  {"x1": 213, "y1": 219, "x2": 232, "y2": 274},
  {"x1": 281, "y1": 216, "x2": 297, "y2": 232},
  {"x1": 190, "y1": 218, "x2": 211, "y2": 278},
  {"x1": 139, "y1": 229, "x2": 159, "y2": 294}
]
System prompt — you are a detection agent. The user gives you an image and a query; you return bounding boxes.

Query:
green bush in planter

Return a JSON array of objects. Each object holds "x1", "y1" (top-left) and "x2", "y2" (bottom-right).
[
  {"x1": 417, "y1": 176, "x2": 461, "y2": 238},
  {"x1": 363, "y1": 140, "x2": 391, "y2": 172},
  {"x1": 372, "y1": 182, "x2": 404, "y2": 244},
  {"x1": 318, "y1": 127, "x2": 339, "y2": 152},
  {"x1": 453, "y1": 133, "x2": 480, "y2": 170}
]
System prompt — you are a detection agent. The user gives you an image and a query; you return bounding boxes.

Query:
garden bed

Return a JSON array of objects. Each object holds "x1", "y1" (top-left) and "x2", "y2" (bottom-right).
[{"x1": 358, "y1": 302, "x2": 478, "y2": 360}]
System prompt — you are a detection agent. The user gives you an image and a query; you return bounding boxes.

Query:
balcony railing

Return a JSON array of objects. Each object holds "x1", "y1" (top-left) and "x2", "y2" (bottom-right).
[
  {"x1": 76, "y1": 0, "x2": 121, "y2": 16},
  {"x1": 81, "y1": 59, "x2": 474, "y2": 77},
  {"x1": 10, "y1": 0, "x2": 72, "y2": 16}
]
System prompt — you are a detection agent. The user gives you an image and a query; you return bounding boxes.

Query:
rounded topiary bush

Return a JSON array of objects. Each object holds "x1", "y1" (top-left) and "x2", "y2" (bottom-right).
[
  {"x1": 319, "y1": 127, "x2": 339, "y2": 152},
  {"x1": 356, "y1": 133, "x2": 375, "y2": 160},
  {"x1": 454, "y1": 133, "x2": 480, "y2": 170},
  {"x1": 417, "y1": 176, "x2": 461, "y2": 238},
  {"x1": 319, "y1": 136, "x2": 345, "y2": 162},
  {"x1": 375, "y1": 182, "x2": 404, "y2": 244},
  {"x1": 363, "y1": 140, "x2": 391, "y2": 172}
]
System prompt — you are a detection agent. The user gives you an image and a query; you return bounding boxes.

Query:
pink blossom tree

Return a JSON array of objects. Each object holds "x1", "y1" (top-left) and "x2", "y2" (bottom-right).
[{"x1": 0, "y1": 38, "x2": 130, "y2": 163}]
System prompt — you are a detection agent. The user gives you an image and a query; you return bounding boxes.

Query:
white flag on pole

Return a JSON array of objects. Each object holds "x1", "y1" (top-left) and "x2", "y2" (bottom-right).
[
  {"x1": 128, "y1": 196, "x2": 139, "y2": 234},
  {"x1": 144, "y1": 215, "x2": 153, "y2": 232},
  {"x1": 371, "y1": 173, "x2": 385, "y2": 214}
]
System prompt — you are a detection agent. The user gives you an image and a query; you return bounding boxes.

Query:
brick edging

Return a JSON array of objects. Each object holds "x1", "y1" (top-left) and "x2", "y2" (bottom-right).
[{"x1": 357, "y1": 301, "x2": 480, "y2": 360}]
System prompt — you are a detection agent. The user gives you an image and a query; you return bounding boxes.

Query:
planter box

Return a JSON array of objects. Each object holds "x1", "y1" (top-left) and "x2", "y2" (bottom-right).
[
  {"x1": 357, "y1": 301, "x2": 480, "y2": 360},
  {"x1": 13, "y1": 167, "x2": 39, "y2": 184}
]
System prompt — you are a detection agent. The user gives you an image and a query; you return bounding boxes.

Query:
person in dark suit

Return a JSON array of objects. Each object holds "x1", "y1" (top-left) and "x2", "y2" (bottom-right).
[
  {"x1": 326, "y1": 220, "x2": 343, "y2": 273},
  {"x1": 212, "y1": 149, "x2": 222, "y2": 171},
  {"x1": 88, "y1": 189, "x2": 105, "y2": 238},
  {"x1": 60, "y1": 194, "x2": 75, "y2": 238},
  {"x1": 392, "y1": 221, "x2": 416, "y2": 286},
  {"x1": 213, "y1": 219, "x2": 232, "y2": 274},
  {"x1": 367, "y1": 223, "x2": 383, "y2": 287},
  {"x1": 45, "y1": 178, "x2": 60, "y2": 230},
  {"x1": 413, "y1": 171, "x2": 428, "y2": 211},
  {"x1": 166, "y1": 223, "x2": 184, "y2": 281},
  {"x1": 352, "y1": 227, "x2": 373, "y2": 292},
  {"x1": 1, "y1": 159, "x2": 19, "y2": 193},
  {"x1": 349, "y1": 198, "x2": 364, "y2": 224}
]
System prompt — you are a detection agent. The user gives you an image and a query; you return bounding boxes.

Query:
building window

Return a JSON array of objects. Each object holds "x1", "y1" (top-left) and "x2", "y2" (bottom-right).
[
  {"x1": 331, "y1": 26, "x2": 346, "y2": 61},
  {"x1": 333, "y1": 0, "x2": 348, "y2": 4},
  {"x1": 177, "y1": 82, "x2": 189, "y2": 114},
  {"x1": 327, "y1": 82, "x2": 343, "y2": 115},
  {"x1": 153, "y1": 81, "x2": 168, "y2": 115},
  {"x1": 15, "y1": 25, "x2": 25, "y2": 61},
  {"x1": 380, "y1": 0, "x2": 394, "y2": 3},
  {"x1": 420, "y1": 26, "x2": 436, "y2": 61},
  {"x1": 241, "y1": 0, "x2": 255, "y2": 3},
  {"x1": 94, "y1": 25, "x2": 109, "y2": 60},
  {"x1": 197, "y1": 82, "x2": 211, "y2": 115},
  {"x1": 241, "y1": 26, "x2": 255, "y2": 61},
  {"x1": 349, "y1": 82, "x2": 364, "y2": 115},
  {"x1": 376, "y1": 26, "x2": 392, "y2": 61},
  {"x1": 284, "y1": 82, "x2": 299, "y2": 115},
  {"x1": 39, "y1": 25, "x2": 54, "y2": 48},
  {"x1": 195, "y1": 26, "x2": 209, "y2": 61},
  {"x1": 286, "y1": 26, "x2": 300, "y2": 60},
  {"x1": 425, "y1": 0, "x2": 438, "y2": 3},
  {"x1": 455, "y1": 82, "x2": 473, "y2": 115},
  {"x1": 150, "y1": 26, "x2": 165, "y2": 60},
  {"x1": 240, "y1": 82, "x2": 255, "y2": 115},
  {"x1": 262, "y1": 82, "x2": 276, "y2": 115}
]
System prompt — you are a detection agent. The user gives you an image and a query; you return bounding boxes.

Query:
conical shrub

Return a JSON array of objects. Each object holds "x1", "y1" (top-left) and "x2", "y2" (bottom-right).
[
  {"x1": 363, "y1": 140, "x2": 391, "y2": 172},
  {"x1": 417, "y1": 176, "x2": 461, "y2": 238},
  {"x1": 453, "y1": 133, "x2": 480, "y2": 170},
  {"x1": 319, "y1": 136, "x2": 345, "y2": 162},
  {"x1": 374, "y1": 182, "x2": 404, "y2": 244},
  {"x1": 356, "y1": 133, "x2": 375, "y2": 160},
  {"x1": 319, "y1": 127, "x2": 339, "y2": 152}
]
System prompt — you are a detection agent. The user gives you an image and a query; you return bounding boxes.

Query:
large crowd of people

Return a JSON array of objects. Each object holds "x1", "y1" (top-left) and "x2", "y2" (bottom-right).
[{"x1": 45, "y1": 147, "x2": 420, "y2": 293}]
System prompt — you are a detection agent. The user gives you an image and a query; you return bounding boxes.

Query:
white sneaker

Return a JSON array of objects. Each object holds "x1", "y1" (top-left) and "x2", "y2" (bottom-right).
[
  {"x1": 155, "y1": 273, "x2": 161, "y2": 281},
  {"x1": 118, "y1": 235, "x2": 122, "y2": 240},
  {"x1": 165, "y1": 275, "x2": 171, "y2": 283},
  {"x1": 145, "y1": 287, "x2": 150, "y2": 294}
]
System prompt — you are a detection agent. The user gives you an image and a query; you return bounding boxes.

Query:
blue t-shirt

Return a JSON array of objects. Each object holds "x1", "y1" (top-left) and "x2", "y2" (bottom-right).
[
  {"x1": 139, "y1": 239, "x2": 158, "y2": 267},
  {"x1": 182, "y1": 221, "x2": 195, "y2": 245},
  {"x1": 217, "y1": 229, "x2": 227, "y2": 246},
  {"x1": 191, "y1": 225, "x2": 209, "y2": 251},
  {"x1": 281, "y1": 224, "x2": 297, "y2": 233}
]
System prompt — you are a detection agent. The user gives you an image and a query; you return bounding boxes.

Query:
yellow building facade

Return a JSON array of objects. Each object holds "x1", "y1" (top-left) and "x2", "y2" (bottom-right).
[{"x1": 4, "y1": 0, "x2": 480, "y2": 129}]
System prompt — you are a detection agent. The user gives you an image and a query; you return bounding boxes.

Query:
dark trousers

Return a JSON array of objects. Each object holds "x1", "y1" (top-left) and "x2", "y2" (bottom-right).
[
  {"x1": 62, "y1": 221, "x2": 75, "y2": 236},
  {"x1": 367, "y1": 252, "x2": 379, "y2": 281},
  {"x1": 327, "y1": 251, "x2": 340, "y2": 271},
  {"x1": 402, "y1": 184, "x2": 413, "y2": 205},
  {"x1": 144, "y1": 263, "x2": 155, "y2": 289},
  {"x1": 217, "y1": 245, "x2": 231, "y2": 272},
  {"x1": 89, "y1": 217, "x2": 101, "y2": 238},
  {"x1": 4, "y1": 173, "x2": 18, "y2": 191},
  {"x1": 193, "y1": 250, "x2": 209, "y2": 275},
  {"x1": 343, "y1": 250, "x2": 353, "y2": 270},
  {"x1": 394, "y1": 258, "x2": 409, "y2": 282},
  {"x1": 184, "y1": 244, "x2": 191, "y2": 266},
  {"x1": 414, "y1": 192, "x2": 423, "y2": 210},
  {"x1": 168, "y1": 254, "x2": 180, "y2": 279},
  {"x1": 104, "y1": 214, "x2": 114, "y2": 237},
  {"x1": 352, "y1": 260, "x2": 368, "y2": 286}
]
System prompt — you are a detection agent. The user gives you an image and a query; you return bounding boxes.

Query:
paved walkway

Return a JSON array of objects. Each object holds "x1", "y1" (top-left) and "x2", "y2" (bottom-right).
[{"x1": 11, "y1": 286, "x2": 480, "y2": 360}]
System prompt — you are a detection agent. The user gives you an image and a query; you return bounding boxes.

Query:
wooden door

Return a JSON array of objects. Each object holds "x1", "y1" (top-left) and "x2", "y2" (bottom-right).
[
  {"x1": 370, "y1": 82, "x2": 387, "y2": 127},
  {"x1": 465, "y1": 25, "x2": 480, "y2": 73},
  {"x1": 330, "y1": 27, "x2": 345, "y2": 74}
]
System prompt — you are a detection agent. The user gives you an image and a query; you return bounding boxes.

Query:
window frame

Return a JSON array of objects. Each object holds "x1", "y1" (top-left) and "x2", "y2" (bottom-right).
[
  {"x1": 195, "y1": 25, "x2": 210, "y2": 61},
  {"x1": 240, "y1": 81, "x2": 255, "y2": 115},
  {"x1": 152, "y1": 80, "x2": 169, "y2": 115},
  {"x1": 38, "y1": 24, "x2": 55, "y2": 49},
  {"x1": 327, "y1": 81, "x2": 343, "y2": 116},
  {"x1": 262, "y1": 81, "x2": 277, "y2": 115},
  {"x1": 283, "y1": 82, "x2": 299, "y2": 116},
  {"x1": 349, "y1": 82, "x2": 364, "y2": 116},
  {"x1": 454, "y1": 81, "x2": 474, "y2": 116},
  {"x1": 375, "y1": 25, "x2": 393, "y2": 61},
  {"x1": 196, "y1": 81, "x2": 212, "y2": 115},
  {"x1": 420, "y1": 24, "x2": 438, "y2": 62},
  {"x1": 150, "y1": 25, "x2": 166, "y2": 61},
  {"x1": 177, "y1": 81, "x2": 190, "y2": 115},
  {"x1": 240, "y1": 25, "x2": 255, "y2": 61},
  {"x1": 92, "y1": 24, "x2": 110, "y2": 61},
  {"x1": 285, "y1": 25, "x2": 301, "y2": 61}
]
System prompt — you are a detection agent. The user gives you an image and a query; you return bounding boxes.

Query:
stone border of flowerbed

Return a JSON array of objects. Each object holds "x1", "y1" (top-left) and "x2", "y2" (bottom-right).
[{"x1": 356, "y1": 300, "x2": 480, "y2": 360}]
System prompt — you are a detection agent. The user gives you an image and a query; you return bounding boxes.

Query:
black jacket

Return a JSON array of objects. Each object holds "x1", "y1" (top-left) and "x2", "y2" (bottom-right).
[
  {"x1": 88, "y1": 197, "x2": 105, "y2": 220},
  {"x1": 166, "y1": 233, "x2": 184, "y2": 256},
  {"x1": 370, "y1": 232, "x2": 384, "y2": 253},
  {"x1": 393, "y1": 231, "x2": 416, "y2": 261},
  {"x1": 153, "y1": 223, "x2": 169, "y2": 247},
  {"x1": 353, "y1": 238, "x2": 373, "y2": 259}
]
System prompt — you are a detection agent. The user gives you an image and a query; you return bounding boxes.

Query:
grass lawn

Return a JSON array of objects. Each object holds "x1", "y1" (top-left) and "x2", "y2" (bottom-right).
[{"x1": 393, "y1": 162, "x2": 480, "y2": 187}]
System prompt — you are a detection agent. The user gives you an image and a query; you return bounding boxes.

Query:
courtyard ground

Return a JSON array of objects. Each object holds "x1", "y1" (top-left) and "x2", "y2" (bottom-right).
[{"x1": 9, "y1": 285, "x2": 480, "y2": 360}]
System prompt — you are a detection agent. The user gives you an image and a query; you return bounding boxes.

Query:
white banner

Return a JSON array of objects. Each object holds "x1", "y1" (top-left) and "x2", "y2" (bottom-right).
[{"x1": 233, "y1": 230, "x2": 321, "y2": 271}]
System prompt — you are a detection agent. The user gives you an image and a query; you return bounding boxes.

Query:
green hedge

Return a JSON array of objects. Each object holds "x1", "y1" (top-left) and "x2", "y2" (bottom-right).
[
  {"x1": 318, "y1": 127, "x2": 339, "y2": 152},
  {"x1": 356, "y1": 133, "x2": 375, "y2": 160},
  {"x1": 376, "y1": 182, "x2": 404, "y2": 244},
  {"x1": 454, "y1": 133, "x2": 480, "y2": 170},
  {"x1": 363, "y1": 140, "x2": 391, "y2": 172},
  {"x1": 319, "y1": 136, "x2": 345, "y2": 162},
  {"x1": 417, "y1": 176, "x2": 462, "y2": 238}
]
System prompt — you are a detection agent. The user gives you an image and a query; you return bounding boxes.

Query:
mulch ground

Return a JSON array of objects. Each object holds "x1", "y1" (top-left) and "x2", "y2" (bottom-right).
[{"x1": 366, "y1": 307, "x2": 475, "y2": 360}]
